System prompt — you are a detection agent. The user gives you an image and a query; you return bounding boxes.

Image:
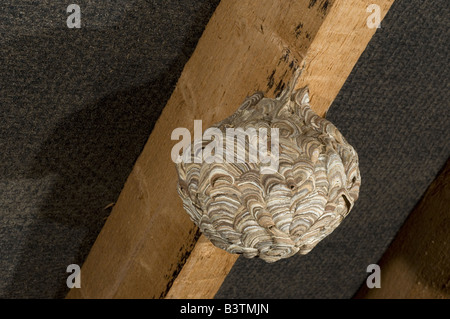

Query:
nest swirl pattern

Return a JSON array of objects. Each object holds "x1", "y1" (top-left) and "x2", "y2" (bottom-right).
[{"x1": 175, "y1": 83, "x2": 361, "y2": 263}]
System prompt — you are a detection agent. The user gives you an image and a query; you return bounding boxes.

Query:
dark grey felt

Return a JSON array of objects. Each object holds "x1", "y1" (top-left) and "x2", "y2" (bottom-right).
[
  {"x1": 0, "y1": 0, "x2": 220, "y2": 298},
  {"x1": 216, "y1": 0, "x2": 450, "y2": 298},
  {"x1": 0, "y1": 0, "x2": 448, "y2": 299}
]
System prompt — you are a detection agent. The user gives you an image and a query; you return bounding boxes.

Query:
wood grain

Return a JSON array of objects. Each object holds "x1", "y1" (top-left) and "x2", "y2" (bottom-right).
[
  {"x1": 355, "y1": 159, "x2": 450, "y2": 299},
  {"x1": 165, "y1": 235, "x2": 239, "y2": 299},
  {"x1": 67, "y1": 0, "x2": 394, "y2": 299}
]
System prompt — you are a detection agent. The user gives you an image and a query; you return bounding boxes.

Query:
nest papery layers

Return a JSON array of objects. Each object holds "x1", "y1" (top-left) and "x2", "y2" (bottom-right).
[{"x1": 175, "y1": 86, "x2": 361, "y2": 263}]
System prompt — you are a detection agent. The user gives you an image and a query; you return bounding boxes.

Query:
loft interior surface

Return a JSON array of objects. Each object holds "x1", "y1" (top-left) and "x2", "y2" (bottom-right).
[{"x1": 0, "y1": 0, "x2": 449, "y2": 298}]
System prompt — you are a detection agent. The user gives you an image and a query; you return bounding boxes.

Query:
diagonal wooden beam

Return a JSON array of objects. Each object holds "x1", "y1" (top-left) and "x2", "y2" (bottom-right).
[
  {"x1": 67, "y1": 0, "x2": 394, "y2": 299},
  {"x1": 165, "y1": 0, "x2": 395, "y2": 299},
  {"x1": 354, "y1": 159, "x2": 450, "y2": 299}
]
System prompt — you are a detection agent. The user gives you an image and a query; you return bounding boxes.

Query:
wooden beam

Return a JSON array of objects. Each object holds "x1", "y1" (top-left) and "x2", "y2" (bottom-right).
[
  {"x1": 355, "y1": 159, "x2": 450, "y2": 299},
  {"x1": 165, "y1": 235, "x2": 239, "y2": 299},
  {"x1": 67, "y1": 0, "x2": 393, "y2": 299}
]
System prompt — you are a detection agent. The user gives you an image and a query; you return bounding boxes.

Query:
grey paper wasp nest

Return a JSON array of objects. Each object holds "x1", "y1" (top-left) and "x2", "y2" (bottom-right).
[{"x1": 175, "y1": 75, "x2": 361, "y2": 263}]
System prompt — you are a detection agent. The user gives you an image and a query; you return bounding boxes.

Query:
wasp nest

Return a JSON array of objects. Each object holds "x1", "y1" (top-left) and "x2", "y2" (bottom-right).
[{"x1": 175, "y1": 77, "x2": 360, "y2": 263}]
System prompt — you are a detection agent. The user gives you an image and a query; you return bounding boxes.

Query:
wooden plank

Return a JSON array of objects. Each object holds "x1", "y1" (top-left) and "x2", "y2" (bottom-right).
[
  {"x1": 165, "y1": 235, "x2": 239, "y2": 299},
  {"x1": 67, "y1": 0, "x2": 393, "y2": 299},
  {"x1": 355, "y1": 159, "x2": 450, "y2": 299},
  {"x1": 165, "y1": 0, "x2": 394, "y2": 299}
]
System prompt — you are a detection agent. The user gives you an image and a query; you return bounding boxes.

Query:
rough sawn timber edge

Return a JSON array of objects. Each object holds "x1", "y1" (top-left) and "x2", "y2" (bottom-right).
[
  {"x1": 354, "y1": 158, "x2": 450, "y2": 299},
  {"x1": 66, "y1": 0, "x2": 394, "y2": 299}
]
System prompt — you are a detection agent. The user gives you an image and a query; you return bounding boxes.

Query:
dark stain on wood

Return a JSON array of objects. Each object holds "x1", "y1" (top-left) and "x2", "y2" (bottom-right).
[
  {"x1": 274, "y1": 69, "x2": 288, "y2": 98},
  {"x1": 308, "y1": 0, "x2": 317, "y2": 8},
  {"x1": 289, "y1": 60, "x2": 295, "y2": 70},
  {"x1": 159, "y1": 226, "x2": 201, "y2": 299},
  {"x1": 274, "y1": 80, "x2": 286, "y2": 98},
  {"x1": 321, "y1": 0, "x2": 330, "y2": 15},
  {"x1": 288, "y1": 57, "x2": 300, "y2": 73},
  {"x1": 306, "y1": 32, "x2": 311, "y2": 40},
  {"x1": 267, "y1": 70, "x2": 276, "y2": 89},
  {"x1": 295, "y1": 23, "x2": 303, "y2": 38},
  {"x1": 272, "y1": 49, "x2": 300, "y2": 92}
]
